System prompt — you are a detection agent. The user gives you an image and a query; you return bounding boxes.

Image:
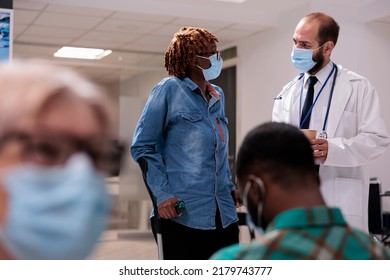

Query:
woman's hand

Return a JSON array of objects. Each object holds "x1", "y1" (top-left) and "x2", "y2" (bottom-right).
[
  {"x1": 232, "y1": 189, "x2": 242, "y2": 208},
  {"x1": 158, "y1": 197, "x2": 182, "y2": 219}
]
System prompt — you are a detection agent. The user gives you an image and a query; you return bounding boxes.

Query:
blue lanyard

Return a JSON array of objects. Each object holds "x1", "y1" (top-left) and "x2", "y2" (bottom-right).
[{"x1": 299, "y1": 63, "x2": 337, "y2": 131}]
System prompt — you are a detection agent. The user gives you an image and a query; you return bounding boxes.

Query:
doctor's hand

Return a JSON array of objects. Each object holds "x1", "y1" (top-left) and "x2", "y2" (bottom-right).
[
  {"x1": 158, "y1": 198, "x2": 182, "y2": 219},
  {"x1": 311, "y1": 138, "x2": 328, "y2": 162}
]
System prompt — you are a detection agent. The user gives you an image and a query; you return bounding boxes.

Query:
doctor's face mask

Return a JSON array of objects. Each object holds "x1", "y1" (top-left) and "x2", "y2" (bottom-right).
[{"x1": 291, "y1": 44, "x2": 324, "y2": 72}]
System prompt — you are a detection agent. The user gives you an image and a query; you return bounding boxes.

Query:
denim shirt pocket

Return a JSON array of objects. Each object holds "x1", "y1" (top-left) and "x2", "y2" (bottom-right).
[
  {"x1": 180, "y1": 112, "x2": 203, "y2": 122},
  {"x1": 176, "y1": 112, "x2": 204, "y2": 139}
]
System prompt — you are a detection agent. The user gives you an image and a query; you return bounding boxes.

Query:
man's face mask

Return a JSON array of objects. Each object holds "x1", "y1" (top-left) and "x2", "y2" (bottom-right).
[
  {"x1": 291, "y1": 44, "x2": 324, "y2": 72},
  {"x1": 0, "y1": 154, "x2": 111, "y2": 259},
  {"x1": 196, "y1": 52, "x2": 223, "y2": 81},
  {"x1": 242, "y1": 176, "x2": 266, "y2": 234}
]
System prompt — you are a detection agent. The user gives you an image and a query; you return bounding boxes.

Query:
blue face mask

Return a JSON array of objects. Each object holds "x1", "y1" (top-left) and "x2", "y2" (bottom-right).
[
  {"x1": 242, "y1": 176, "x2": 266, "y2": 235},
  {"x1": 291, "y1": 45, "x2": 323, "y2": 72},
  {"x1": 197, "y1": 53, "x2": 223, "y2": 81},
  {"x1": 0, "y1": 154, "x2": 111, "y2": 259}
]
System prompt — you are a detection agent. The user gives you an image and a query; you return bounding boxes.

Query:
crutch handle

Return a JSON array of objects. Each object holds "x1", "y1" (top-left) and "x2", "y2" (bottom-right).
[{"x1": 174, "y1": 200, "x2": 185, "y2": 215}]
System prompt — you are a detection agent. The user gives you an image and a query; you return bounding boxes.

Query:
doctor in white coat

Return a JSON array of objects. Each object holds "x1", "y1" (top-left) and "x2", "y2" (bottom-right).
[{"x1": 272, "y1": 12, "x2": 390, "y2": 232}]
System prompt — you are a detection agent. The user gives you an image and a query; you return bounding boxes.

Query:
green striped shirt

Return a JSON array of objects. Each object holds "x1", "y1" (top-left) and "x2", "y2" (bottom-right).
[{"x1": 211, "y1": 207, "x2": 390, "y2": 260}]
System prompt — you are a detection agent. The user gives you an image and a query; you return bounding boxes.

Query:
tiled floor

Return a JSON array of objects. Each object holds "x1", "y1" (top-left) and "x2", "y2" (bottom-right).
[
  {"x1": 89, "y1": 226, "x2": 254, "y2": 260},
  {"x1": 89, "y1": 230, "x2": 158, "y2": 260}
]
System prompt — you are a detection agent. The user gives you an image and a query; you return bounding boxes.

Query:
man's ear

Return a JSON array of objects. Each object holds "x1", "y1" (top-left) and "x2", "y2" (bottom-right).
[
  {"x1": 324, "y1": 41, "x2": 335, "y2": 56},
  {"x1": 246, "y1": 174, "x2": 264, "y2": 202}
]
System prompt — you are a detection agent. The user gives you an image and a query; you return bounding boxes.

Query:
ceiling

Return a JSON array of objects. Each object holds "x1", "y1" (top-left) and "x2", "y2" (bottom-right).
[{"x1": 10, "y1": 0, "x2": 390, "y2": 86}]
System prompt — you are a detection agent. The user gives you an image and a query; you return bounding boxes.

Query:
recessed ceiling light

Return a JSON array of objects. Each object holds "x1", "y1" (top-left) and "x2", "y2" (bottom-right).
[
  {"x1": 212, "y1": 0, "x2": 248, "y2": 3},
  {"x1": 53, "y1": 46, "x2": 112, "y2": 60}
]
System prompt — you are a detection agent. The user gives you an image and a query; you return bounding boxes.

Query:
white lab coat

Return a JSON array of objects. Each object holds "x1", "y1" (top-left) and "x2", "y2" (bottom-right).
[{"x1": 272, "y1": 64, "x2": 390, "y2": 232}]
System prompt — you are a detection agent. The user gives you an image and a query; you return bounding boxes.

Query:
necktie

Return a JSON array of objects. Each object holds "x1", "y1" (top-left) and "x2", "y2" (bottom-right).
[{"x1": 300, "y1": 76, "x2": 318, "y2": 129}]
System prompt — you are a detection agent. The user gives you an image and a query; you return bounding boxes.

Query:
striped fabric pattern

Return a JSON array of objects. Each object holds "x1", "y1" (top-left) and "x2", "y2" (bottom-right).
[{"x1": 211, "y1": 207, "x2": 390, "y2": 260}]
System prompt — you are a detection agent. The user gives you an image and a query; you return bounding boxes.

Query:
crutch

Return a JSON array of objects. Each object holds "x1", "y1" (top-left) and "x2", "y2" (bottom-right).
[
  {"x1": 137, "y1": 157, "x2": 164, "y2": 259},
  {"x1": 137, "y1": 158, "x2": 185, "y2": 260}
]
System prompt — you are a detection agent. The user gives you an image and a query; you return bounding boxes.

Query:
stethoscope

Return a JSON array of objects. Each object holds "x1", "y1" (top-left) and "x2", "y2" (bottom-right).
[{"x1": 275, "y1": 63, "x2": 338, "y2": 139}]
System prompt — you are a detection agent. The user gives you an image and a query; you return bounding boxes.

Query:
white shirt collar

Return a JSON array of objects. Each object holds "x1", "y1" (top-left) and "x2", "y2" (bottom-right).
[{"x1": 304, "y1": 60, "x2": 333, "y2": 86}]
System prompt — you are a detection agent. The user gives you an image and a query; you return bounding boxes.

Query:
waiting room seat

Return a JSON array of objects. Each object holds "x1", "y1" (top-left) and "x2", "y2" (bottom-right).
[{"x1": 368, "y1": 178, "x2": 390, "y2": 247}]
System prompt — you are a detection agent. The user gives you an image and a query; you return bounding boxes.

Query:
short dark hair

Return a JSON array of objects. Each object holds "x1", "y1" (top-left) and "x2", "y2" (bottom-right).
[
  {"x1": 236, "y1": 122, "x2": 318, "y2": 187},
  {"x1": 305, "y1": 12, "x2": 340, "y2": 46}
]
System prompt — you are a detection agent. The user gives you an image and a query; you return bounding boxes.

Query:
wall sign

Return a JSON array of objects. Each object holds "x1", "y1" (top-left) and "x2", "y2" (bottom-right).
[{"x1": 0, "y1": 8, "x2": 11, "y2": 62}]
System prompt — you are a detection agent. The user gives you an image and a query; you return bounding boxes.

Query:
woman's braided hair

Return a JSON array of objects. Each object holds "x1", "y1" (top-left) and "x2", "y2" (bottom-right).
[{"x1": 165, "y1": 27, "x2": 218, "y2": 78}]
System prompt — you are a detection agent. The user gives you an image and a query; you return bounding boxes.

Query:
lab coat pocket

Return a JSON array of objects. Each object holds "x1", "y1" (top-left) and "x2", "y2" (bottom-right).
[
  {"x1": 334, "y1": 110, "x2": 358, "y2": 138},
  {"x1": 335, "y1": 177, "x2": 363, "y2": 216}
]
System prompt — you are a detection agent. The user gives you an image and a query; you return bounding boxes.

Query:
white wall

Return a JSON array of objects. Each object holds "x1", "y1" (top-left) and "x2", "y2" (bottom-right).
[
  {"x1": 118, "y1": 70, "x2": 166, "y2": 201},
  {"x1": 236, "y1": 5, "x2": 390, "y2": 194},
  {"x1": 118, "y1": 5, "x2": 390, "y2": 215}
]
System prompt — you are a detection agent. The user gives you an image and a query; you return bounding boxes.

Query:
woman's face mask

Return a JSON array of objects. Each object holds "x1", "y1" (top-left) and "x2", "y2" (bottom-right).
[
  {"x1": 196, "y1": 52, "x2": 223, "y2": 81},
  {"x1": 0, "y1": 153, "x2": 111, "y2": 259}
]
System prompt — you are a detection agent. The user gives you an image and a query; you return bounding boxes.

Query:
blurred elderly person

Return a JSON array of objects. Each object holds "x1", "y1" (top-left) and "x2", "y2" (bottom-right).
[{"x1": 0, "y1": 59, "x2": 115, "y2": 259}]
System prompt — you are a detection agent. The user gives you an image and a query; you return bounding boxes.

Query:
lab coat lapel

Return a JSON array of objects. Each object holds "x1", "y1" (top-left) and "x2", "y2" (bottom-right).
[
  {"x1": 326, "y1": 73, "x2": 352, "y2": 138},
  {"x1": 284, "y1": 83, "x2": 301, "y2": 125}
]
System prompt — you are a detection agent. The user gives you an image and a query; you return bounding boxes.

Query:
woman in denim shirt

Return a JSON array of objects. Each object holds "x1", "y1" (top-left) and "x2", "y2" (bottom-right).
[{"x1": 131, "y1": 27, "x2": 239, "y2": 260}]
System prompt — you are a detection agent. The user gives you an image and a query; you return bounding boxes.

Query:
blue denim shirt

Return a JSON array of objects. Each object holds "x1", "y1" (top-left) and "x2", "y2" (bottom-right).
[{"x1": 131, "y1": 77, "x2": 238, "y2": 230}]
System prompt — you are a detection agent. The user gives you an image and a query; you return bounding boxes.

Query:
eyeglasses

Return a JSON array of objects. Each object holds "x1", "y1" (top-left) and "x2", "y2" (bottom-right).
[
  {"x1": 196, "y1": 51, "x2": 221, "y2": 60},
  {"x1": 0, "y1": 131, "x2": 125, "y2": 173}
]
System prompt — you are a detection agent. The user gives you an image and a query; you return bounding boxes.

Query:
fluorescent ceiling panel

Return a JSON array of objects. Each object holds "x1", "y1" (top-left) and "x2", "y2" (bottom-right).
[{"x1": 54, "y1": 46, "x2": 112, "y2": 60}]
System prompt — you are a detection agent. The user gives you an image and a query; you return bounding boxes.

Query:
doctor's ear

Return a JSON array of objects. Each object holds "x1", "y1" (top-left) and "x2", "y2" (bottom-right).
[{"x1": 324, "y1": 41, "x2": 335, "y2": 56}]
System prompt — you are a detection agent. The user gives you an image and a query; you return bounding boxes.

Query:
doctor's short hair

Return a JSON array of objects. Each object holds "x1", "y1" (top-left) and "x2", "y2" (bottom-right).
[
  {"x1": 165, "y1": 26, "x2": 218, "y2": 78},
  {"x1": 304, "y1": 12, "x2": 340, "y2": 46},
  {"x1": 0, "y1": 59, "x2": 115, "y2": 137},
  {"x1": 236, "y1": 122, "x2": 319, "y2": 187}
]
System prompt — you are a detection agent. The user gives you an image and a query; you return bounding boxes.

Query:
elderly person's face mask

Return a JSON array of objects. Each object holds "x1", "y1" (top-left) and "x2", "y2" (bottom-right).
[{"x1": 0, "y1": 153, "x2": 111, "y2": 259}]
